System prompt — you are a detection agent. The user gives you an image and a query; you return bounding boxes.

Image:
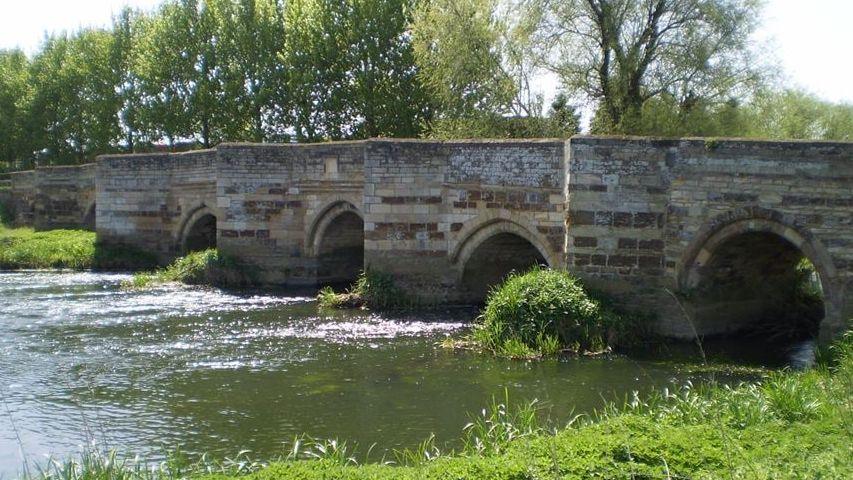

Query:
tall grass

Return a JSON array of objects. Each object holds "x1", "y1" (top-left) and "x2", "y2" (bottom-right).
[
  {"x1": 0, "y1": 225, "x2": 157, "y2": 270},
  {"x1": 0, "y1": 226, "x2": 96, "y2": 269},
  {"x1": 126, "y1": 249, "x2": 253, "y2": 289},
  {"x1": 317, "y1": 270, "x2": 413, "y2": 310}
]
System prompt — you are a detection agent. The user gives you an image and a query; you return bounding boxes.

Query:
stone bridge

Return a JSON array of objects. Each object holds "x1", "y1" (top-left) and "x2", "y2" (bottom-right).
[{"x1": 3, "y1": 136, "x2": 851, "y2": 342}]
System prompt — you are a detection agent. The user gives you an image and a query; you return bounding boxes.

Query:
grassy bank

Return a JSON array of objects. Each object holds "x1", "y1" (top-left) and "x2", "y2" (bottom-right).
[
  {"x1": 126, "y1": 249, "x2": 255, "y2": 289},
  {"x1": 23, "y1": 334, "x2": 853, "y2": 480},
  {"x1": 0, "y1": 225, "x2": 157, "y2": 270}
]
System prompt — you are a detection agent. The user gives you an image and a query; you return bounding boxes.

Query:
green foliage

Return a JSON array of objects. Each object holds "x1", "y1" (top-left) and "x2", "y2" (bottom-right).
[
  {"x1": 317, "y1": 269, "x2": 413, "y2": 310},
  {"x1": 472, "y1": 267, "x2": 643, "y2": 357},
  {"x1": 536, "y1": 0, "x2": 766, "y2": 134},
  {"x1": 461, "y1": 390, "x2": 546, "y2": 455},
  {"x1": 126, "y1": 249, "x2": 253, "y2": 289},
  {"x1": 0, "y1": 226, "x2": 96, "y2": 269},
  {"x1": 411, "y1": 0, "x2": 515, "y2": 120},
  {"x1": 0, "y1": 224, "x2": 158, "y2": 270},
  {"x1": 0, "y1": 49, "x2": 33, "y2": 171}
]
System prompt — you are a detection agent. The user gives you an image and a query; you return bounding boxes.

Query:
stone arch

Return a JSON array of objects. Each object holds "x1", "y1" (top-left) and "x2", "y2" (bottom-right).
[
  {"x1": 83, "y1": 202, "x2": 96, "y2": 231},
  {"x1": 307, "y1": 201, "x2": 365, "y2": 285},
  {"x1": 453, "y1": 218, "x2": 555, "y2": 303},
  {"x1": 680, "y1": 208, "x2": 839, "y2": 342},
  {"x1": 178, "y1": 205, "x2": 218, "y2": 253}
]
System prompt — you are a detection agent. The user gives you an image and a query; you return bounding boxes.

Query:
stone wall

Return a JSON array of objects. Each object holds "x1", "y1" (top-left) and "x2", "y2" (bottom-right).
[
  {"x1": 4, "y1": 165, "x2": 95, "y2": 229},
  {"x1": 97, "y1": 150, "x2": 217, "y2": 259},
  {"x1": 216, "y1": 142, "x2": 365, "y2": 284}
]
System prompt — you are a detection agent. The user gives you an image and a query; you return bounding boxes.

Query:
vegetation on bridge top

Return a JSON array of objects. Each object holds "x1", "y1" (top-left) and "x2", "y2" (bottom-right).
[{"x1": 22, "y1": 333, "x2": 853, "y2": 480}]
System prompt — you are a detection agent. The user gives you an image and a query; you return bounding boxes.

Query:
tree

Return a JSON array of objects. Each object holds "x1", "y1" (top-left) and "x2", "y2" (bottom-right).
[
  {"x1": 744, "y1": 89, "x2": 853, "y2": 141},
  {"x1": 215, "y1": 0, "x2": 288, "y2": 142},
  {"x1": 347, "y1": 0, "x2": 429, "y2": 138},
  {"x1": 411, "y1": 0, "x2": 516, "y2": 120},
  {"x1": 28, "y1": 30, "x2": 122, "y2": 164},
  {"x1": 0, "y1": 49, "x2": 33, "y2": 170},
  {"x1": 533, "y1": 0, "x2": 764, "y2": 133},
  {"x1": 111, "y1": 8, "x2": 149, "y2": 152}
]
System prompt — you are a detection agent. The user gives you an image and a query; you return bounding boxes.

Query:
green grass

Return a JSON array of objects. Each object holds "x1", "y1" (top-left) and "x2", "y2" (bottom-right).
[
  {"x1": 0, "y1": 225, "x2": 96, "y2": 269},
  {"x1": 468, "y1": 267, "x2": 650, "y2": 358},
  {"x1": 126, "y1": 249, "x2": 254, "y2": 289},
  {"x1": 20, "y1": 332, "x2": 853, "y2": 479},
  {"x1": 0, "y1": 224, "x2": 158, "y2": 271},
  {"x1": 317, "y1": 270, "x2": 414, "y2": 310}
]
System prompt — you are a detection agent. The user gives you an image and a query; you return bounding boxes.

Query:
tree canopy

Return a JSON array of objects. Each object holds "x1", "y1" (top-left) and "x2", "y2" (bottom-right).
[{"x1": 0, "y1": 0, "x2": 849, "y2": 172}]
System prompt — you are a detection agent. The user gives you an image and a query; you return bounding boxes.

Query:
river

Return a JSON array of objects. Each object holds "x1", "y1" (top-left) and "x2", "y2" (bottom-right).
[{"x1": 0, "y1": 272, "x2": 769, "y2": 477}]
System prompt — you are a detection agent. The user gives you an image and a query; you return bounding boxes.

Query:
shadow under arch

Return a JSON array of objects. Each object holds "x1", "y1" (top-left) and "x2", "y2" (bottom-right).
[
  {"x1": 679, "y1": 209, "x2": 838, "y2": 342},
  {"x1": 307, "y1": 201, "x2": 365, "y2": 285},
  {"x1": 452, "y1": 218, "x2": 555, "y2": 303},
  {"x1": 177, "y1": 205, "x2": 218, "y2": 253}
]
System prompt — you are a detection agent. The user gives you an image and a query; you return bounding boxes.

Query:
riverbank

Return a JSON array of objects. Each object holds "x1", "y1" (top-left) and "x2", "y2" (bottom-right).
[
  {"x1": 0, "y1": 225, "x2": 158, "y2": 271},
  {"x1": 20, "y1": 333, "x2": 852, "y2": 480}
]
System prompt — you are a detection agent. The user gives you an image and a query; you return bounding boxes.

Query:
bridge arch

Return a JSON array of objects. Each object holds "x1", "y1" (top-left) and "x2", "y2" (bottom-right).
[
  {"x1": 452, "y1": 218, "x2": 555, "y2": 303},
  {"x1": 178, "y1": 205, "x2": 218, "y2": 253},
  {"x1": 680, "y1": 209, "x2": 839, "y2": 342},
  {"x1": 307, "y1": 201, "x2": 365, "y2": 285}
]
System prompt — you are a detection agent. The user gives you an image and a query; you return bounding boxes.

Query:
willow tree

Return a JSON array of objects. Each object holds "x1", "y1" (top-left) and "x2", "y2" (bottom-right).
[{"x1": 532, "y1": 0, "x2": 764, "y2": 133}]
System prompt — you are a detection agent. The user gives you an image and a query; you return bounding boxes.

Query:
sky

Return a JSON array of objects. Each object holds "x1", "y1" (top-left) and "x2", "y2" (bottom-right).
[{"x1": 0, "y1": 0, "x2": 850, "y2": 104}]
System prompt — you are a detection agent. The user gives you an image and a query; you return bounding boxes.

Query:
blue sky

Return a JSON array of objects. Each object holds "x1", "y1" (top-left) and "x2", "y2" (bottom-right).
[{"x1": 0, "y1": 0, "x2": 850, "y2": 104}]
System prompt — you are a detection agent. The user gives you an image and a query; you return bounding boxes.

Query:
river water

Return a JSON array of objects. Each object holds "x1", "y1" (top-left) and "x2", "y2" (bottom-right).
[{"x1": 0, "y1": 272, "x2": 766, "y2": 477}]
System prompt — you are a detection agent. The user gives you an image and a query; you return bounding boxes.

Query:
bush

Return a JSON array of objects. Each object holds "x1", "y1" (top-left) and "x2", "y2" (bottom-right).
[
  {"x1": 126, "y1": 249, "x2": 254, "y2": 289},
  {"x1": 317, "y1": 270, "x2": 413, "y2": 310},
  {"x1": 472, "y1": 267, "x2": 643, "y2": 357}
]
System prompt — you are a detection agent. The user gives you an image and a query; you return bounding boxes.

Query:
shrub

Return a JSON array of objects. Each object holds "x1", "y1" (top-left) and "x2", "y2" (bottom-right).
[{"x1": 472, "y1": 267, "x2": 643, "y2": 356}]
